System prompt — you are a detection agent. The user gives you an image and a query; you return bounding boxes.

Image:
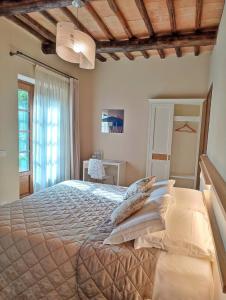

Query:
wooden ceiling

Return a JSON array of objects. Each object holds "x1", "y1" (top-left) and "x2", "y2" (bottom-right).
[{"x1": 1, "y1": 0, "x2": 224, "y2": 62}]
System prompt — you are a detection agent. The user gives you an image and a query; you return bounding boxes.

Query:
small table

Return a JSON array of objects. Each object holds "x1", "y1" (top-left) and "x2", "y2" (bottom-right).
[{"x1": 83, "y1": 160, "x2": 126, "y2": 186}]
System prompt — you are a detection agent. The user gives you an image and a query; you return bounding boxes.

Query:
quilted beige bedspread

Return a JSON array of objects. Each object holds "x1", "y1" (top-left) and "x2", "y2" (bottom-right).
[{"x1": 0, "y1": 180, "x2": 159, "y2": 299}]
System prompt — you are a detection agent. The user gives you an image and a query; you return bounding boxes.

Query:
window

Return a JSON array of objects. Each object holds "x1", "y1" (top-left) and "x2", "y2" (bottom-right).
[{"x1": 18, "y1": 80, "x2": 34, "y2": 197}]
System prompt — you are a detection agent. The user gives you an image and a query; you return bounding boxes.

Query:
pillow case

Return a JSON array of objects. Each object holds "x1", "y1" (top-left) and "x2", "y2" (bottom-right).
[
  {"x1": 172, "y1": 187, "x2": 207, "y2": 216},
  {"x1": 148, "y1": 179, "x2": 175, "y2": 199},
  {"x1": 111, "y1": 192, "x2": 149, "y2": 225},
  {"x1": 104, "y1": 194, "x2": 171, "y2": 245},
  {"x1": 123, "y1": 176, "x2": 156, "y2": 200},
  {"x1": 134, "y1": 205, "x2": 214, "y2": 261}
]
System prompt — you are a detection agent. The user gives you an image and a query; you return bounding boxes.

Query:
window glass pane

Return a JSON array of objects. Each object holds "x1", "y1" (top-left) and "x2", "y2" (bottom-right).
[
  {"x1": 18, "y1": 89, "x2": 29, "y2": 110},
  {"x1": 19, "y1": 152, "x2": 29, "y2": 172},
  {"x1": 19, "y1": 132, "x2": 29, "y2": 152},
  {"x1": 18, "y1": 111, "x2": 29, "y2": 131}
]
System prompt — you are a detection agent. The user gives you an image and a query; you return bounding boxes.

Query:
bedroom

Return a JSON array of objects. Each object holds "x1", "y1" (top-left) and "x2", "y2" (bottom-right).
[{"x1": 0, "y1": 0, "x2": 226, "y2": 299}]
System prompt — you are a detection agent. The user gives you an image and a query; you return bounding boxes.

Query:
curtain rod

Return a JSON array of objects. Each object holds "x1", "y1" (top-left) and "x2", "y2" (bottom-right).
[{"x1": 9, "y1": 51, "x2": 78, "y2": 80}]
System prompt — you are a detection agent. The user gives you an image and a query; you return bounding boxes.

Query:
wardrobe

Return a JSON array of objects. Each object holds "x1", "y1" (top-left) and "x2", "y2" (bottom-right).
[{"x1": 146, "y1": 99, "x2": 205, "y2": 189}]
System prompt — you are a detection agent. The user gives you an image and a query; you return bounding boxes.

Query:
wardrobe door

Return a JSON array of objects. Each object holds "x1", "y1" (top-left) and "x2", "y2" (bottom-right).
[{"x1": 146, "y1": 103, "x2": 174, "y2": 180}]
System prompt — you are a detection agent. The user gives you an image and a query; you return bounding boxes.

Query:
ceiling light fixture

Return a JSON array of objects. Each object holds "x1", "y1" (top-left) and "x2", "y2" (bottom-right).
[
  {"x1": 56, "y1": 1, "x2": 96, "y2": 69},
  {"x1": 72, "y1": 0, "x2": 85, "y2": 8}
]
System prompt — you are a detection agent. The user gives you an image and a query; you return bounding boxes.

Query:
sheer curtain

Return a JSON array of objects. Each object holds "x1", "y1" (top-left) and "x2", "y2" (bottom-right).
[
  {"x1": 33, "y1": 66, "x2": 71, "y2": 192},
  {"x1": 69, "y1": 78, "x2": 80, "y2": 179}
]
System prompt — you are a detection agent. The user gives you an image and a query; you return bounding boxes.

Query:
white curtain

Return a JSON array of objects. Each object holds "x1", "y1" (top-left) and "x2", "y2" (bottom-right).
[
  {"x1": 69, "y1": 78, "x2": 80, "y2": 179},
  {"x1": 33, "y1": 66, "x2": 70, "y2": 192}
]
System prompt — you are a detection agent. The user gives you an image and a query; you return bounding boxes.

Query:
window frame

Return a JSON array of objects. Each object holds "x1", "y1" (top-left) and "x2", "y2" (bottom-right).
[{"x1": 18, "y1": 80, "x2": 34, "y2": 189}]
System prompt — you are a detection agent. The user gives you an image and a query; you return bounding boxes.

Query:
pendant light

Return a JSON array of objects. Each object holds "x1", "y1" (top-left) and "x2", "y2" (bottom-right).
[{"x1": 56, "y1": 1, "x2": 96, "y2": 69}]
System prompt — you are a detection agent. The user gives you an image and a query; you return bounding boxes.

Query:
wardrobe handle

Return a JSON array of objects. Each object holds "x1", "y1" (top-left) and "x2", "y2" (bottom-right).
[{"x1": 152, "y1": 153, "x2": 170, "y2": 160}]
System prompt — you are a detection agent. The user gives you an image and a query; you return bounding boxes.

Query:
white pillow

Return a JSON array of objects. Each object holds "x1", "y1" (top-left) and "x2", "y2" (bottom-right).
[
  {"x1": 110, "y1": 192, "x2": 149, "y2": 225},
  {"x1": 103, "y1": 195, "x2": 170, "y2": 245},
  {"x1": 134, "y1": 205, "x2": 214, "y2": 261},
  {"x1": 123, "y1": 176, "x2": 156, "y2": 200},
  {"x1": 172, "y1": 187, "x2": 207, "y2": 216},
  {"x1": 148, "y1": 180, "x2": 175, "y2": 199}
]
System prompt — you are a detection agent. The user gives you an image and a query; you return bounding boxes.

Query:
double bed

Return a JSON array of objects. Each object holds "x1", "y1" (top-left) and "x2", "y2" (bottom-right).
[{"x1": 0, "y1": 179, "x2": 214, "y2": 300}]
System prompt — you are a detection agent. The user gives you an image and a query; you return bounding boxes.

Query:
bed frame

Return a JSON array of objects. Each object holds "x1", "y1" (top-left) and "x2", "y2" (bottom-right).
[{"x1": 200, "y1": 155, "x2": 226, "y2": 300}]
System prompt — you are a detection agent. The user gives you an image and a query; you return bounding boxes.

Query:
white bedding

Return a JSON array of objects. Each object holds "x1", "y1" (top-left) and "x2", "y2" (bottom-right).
[{"x1": 153, "y1": 251, "x2": 214, "y2": 300}]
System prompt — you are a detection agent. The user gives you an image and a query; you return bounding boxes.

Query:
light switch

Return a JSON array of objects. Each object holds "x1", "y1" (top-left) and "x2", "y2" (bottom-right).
[{"x1": 0, "y1": 150, "x2": 7, "y2": 157}]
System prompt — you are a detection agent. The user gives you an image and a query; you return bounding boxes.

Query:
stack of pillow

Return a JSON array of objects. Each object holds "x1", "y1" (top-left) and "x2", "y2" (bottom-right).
[{"x1": 104, "y1": 177, "x2": 214, "y2": 262}]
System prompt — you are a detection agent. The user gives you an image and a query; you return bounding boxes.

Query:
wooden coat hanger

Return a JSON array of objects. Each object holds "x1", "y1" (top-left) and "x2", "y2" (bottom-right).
[{"x1": 175, "y1": 122, "x2": 196, "y2": 133}]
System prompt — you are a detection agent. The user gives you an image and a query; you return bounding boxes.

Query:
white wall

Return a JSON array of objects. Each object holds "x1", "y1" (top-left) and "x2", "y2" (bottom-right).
[
  {"x1": 0, "y1": 18, "x2": 93, "y2": 204},
  {"x1": 207, "y1": 5, "x2": 226, "y2": 181},
  {"x1": 91, "y1": 55, "x2": 211, "y2": 185}
]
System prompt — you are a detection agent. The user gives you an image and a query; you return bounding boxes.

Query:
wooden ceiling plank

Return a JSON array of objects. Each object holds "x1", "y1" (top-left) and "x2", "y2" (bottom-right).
[
  {"x1": 107, "y1": 0, "x2": 133, "y2": 39},
  {"x1": 60, "y1": 7, "x2": 119, "y2": 61},
  {"x1": 7, "y1": 14, "x2": 107, "y2": 62},
  {"x1": 16, "y1": 14, "x2": 56, "y2": 42},
  {"x1": 60, "y1": 7, "x2": 93, "y2": 37},
  {"x1": 134, "y1": 0, "x2": 154, "y2": 36},
  {"x1": 61, "y1": 6, "x2": 120, "y2": 61},
  {"x1": 96, "y1": 53, "x2": 107, "y2": 62},
  {"x1": 124, "y1": 52, "x2": 135, "y2": 60},
  {"x1": 109, "y1": 53, "x2": 120, "y2": 60},
  {"x1": 141, "y1": 50, "x2": 150, "y2": 59},
  {"x1": 85, "y1": 2, "x2": 114, "y2": 40},
  {"x1": 6, "y1": 16, "x2": 46, "y2": 41},
  {"x1": 40, "y1": 11, "x2": 58, "y2": 25}
]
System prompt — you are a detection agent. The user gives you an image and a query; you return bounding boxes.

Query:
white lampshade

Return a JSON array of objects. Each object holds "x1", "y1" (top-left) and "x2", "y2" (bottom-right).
[{"x1": 56, "y1": 22, "x2": 96, "y2": 69}]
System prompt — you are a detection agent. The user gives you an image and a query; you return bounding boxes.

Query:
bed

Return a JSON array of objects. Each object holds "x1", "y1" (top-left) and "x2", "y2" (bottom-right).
[{"x1": 0, "y1": 179, "x2": 214, "y2": 299}]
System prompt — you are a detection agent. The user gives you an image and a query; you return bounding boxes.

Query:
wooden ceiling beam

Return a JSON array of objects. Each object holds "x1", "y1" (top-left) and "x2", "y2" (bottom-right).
[
  {"x1": 135, "y1": 0, "x2": 163, "y2": 60},
  {"x1": 166, "y1": 0, "x2": 176, "y2": 33},
  {"x1": 85, "y1": 2, "x2": 114, "y2": 40},
  {"x1": 195, "y1": 0, "x2": 203, "y2": 56},
  {"x1": 96, "y1": 53, "x2": 107, "y2": 62},
  {"x1": 141, "y1": 50, "x2": 150, "y2": 59},
  {"x1": 42, "y1": 30, "x2": 216, "y2": 55},
  {"x1": 157, "y1": 49, "x2": 165, "y2": 59},
  {"x1": 95, "y1": 30, "x2": 216, "y2": 53},
  {"x1": 107, "y1": 0, "x2": 133, "y2": 39},
  {"x1": 16, "y1": 14, "x2": 56, "y2": 42},
  {"x1": 0, "y1": 0, "x2": 88, "y2": 16},
  {"x1": 6, "y1": 16, "x2": 46, "y2": 41},
  {"x1": 135, "y1": 0, "x2": 154, "y2": 36},
  {"x1": 109, "y1": 53, "x2": 120, "y2": 61},
  {"x1": 166, "y1": 0, "x2": 182, "y2": 58},
  {"x1": 194, "y1": 45, "x2": 200, "y2": 56},
  {"x1": 196, "y1": 0, "x2": 203, "y2": 30},
  {"x1": 124, "y1": 52, "x2": 135, "y2": 60},
  {"x1": 40, "y1": 11, "x2": 57, "y2": 25},
  {"x1": 175, "y1": 47, "x2": 182, "y2": 57}
]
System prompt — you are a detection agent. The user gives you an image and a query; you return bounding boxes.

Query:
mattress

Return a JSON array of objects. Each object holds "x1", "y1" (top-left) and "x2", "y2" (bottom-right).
[{"x1": 0, "y1": 180, "x2": 159, "y2": 299}]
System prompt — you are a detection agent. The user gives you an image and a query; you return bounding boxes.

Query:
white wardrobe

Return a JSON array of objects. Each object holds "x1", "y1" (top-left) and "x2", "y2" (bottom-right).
[{"x1": 146, "y1": 99, "x2": 205, "y2": 189}]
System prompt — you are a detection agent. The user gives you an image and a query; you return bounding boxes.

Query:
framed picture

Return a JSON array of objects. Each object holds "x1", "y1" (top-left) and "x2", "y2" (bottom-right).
[{"x1": 101, "y1": 109, "x2": 124, "y2": 133}]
